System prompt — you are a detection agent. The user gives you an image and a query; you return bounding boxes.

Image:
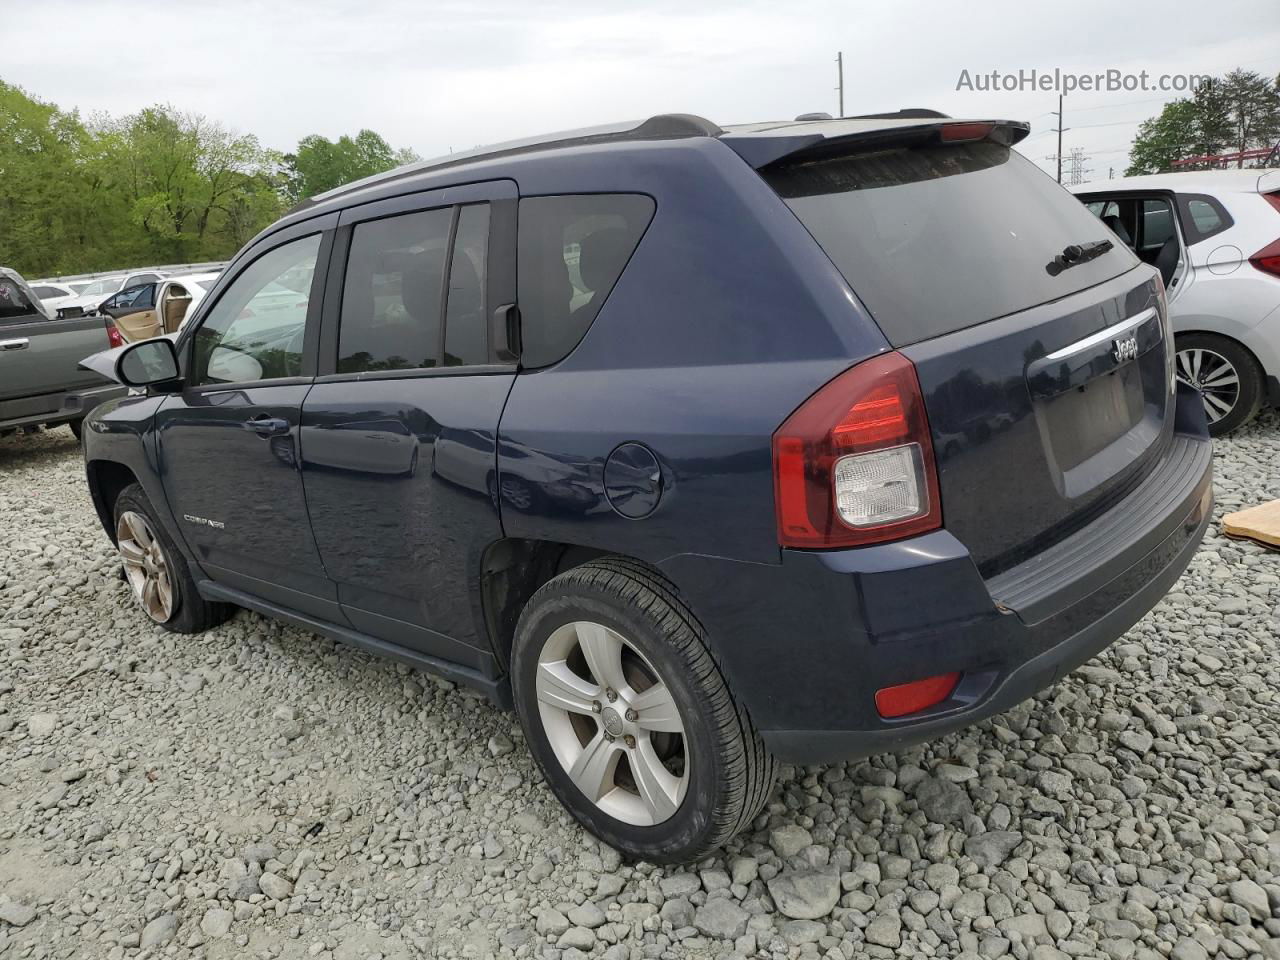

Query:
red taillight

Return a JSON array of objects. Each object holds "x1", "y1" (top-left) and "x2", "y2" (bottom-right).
[
  {"x1": 1263, "y1": 192, "x2": 1280, "y2": 215},
  {"x1": 875, "y1": 672, "x2": 960, "y2": 719},
  {"x1": 104, "y1": 320, "x2": 124, "y2": 348},
  {"x1": 772, "y1": 351, "x2": 942, "y2": 548},
  {"x1": 1250, "y1": 236, "x2": 1280, "y2": 279},
  {"x1": 940, "y1": 122, "x2": 994, "y2": 143}
]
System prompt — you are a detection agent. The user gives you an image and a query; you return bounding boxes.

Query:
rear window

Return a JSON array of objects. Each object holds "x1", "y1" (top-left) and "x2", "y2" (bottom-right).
[
  {"x1": 517, "y1": 194, "x2": 654, "y2": 367},
  {"x1": 766, "y1": 142, "x2": 1139, "y2": 345},
  {"x1": 0, "y1": 278, "x2": 41, "y2": 322}
]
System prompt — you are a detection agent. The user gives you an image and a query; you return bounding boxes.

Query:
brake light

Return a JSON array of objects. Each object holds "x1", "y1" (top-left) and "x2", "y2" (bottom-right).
[
  {"x1": 875, "y1": 672, "x2": 960, "y2": 718},
  {"x1": 940, "y1": 122, "x2": 994, "y2": 143},
  {"x1": 104, "y1": 320, "x2": 124, "y2": 348},
  {"x1": 773, "y1": 351, "x2": 942, "y2": 548},
  {"x1": 1250, "y1": 236, "x2": 1280, "y2": 279},
  {"x1": 1263, "y1": 192, "x2": 1280, "y2": 215}
]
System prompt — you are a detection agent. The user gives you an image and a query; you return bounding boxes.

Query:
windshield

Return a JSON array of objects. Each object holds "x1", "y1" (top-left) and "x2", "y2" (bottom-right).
[
  {"x1": 80, "y1": 277, "x2": 123, "y2": 296},
  {"x1": 765, "y1": 141, "x2": 1139, "y2": 345}
]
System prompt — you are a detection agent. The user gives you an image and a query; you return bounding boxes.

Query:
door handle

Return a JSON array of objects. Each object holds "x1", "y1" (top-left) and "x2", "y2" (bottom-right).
[
  {"x1": 0, "y1": 338, "x2": 30, "y2": 351},
  {"x1": 244, "y1": 415, "x2": 290, "y2": 437}
]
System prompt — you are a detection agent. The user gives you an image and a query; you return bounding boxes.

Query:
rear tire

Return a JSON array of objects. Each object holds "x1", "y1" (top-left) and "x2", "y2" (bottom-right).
[
  {"x1": 1174, "y1": 333, "x2": 1263, "y2": 436},
  {"x1": 511, "y1": 558, "x2": 775, "y2": 863},
  {"x1": 113, "y1": 483, "x2": 233, "y2": 634}
]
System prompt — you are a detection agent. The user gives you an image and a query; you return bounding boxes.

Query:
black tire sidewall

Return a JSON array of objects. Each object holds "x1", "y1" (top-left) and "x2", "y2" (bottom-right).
[
  {"x1": 1176, "y1": 333, "x2": 1263, "y2": 436},
  {"x1": 512, "y1": 588, "x2": 724, "y2": 862}
]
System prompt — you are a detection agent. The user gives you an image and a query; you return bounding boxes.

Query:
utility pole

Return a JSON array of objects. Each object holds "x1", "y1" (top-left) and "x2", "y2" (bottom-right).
[
  {"x1": 835, "y1": 52, "x2": 844, "y2": 118},
  {"x1": 1050, "y1": 94, "x2": 1069, "y2": 184}
]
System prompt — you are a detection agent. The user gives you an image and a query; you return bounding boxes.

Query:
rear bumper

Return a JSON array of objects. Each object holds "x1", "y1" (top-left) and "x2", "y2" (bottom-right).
[
  {"x1": 660, "y1": 385, "x2": 1213, "y2": 764},
  {"x1": 0, "y1": 382, "x2": 125, "y2": 431}
]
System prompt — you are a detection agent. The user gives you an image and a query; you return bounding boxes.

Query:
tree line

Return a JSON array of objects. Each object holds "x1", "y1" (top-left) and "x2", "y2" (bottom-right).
[
  {"x1": 0, "y1": 79, "x2": 420, "y2": 278},
  {"x1": 1127, "y1": 69, "x2": 1280, "y2": 175}
]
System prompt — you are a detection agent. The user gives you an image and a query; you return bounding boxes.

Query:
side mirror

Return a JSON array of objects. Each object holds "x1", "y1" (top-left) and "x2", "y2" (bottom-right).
[{"x1": 117, "y1": 338, "x2": 180, "y2": 387}]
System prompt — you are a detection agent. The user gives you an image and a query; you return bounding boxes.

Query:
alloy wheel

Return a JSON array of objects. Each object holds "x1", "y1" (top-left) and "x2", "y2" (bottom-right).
[
  {"x1": 534, "y1": 620, "x2": 688, "y2": 826},
  {"x1": 1175, "y1": 347, "x2": 1239, "y2": 424},
  {"x1": 116, "y1": 511, "x2": 175, "y2": 623}
]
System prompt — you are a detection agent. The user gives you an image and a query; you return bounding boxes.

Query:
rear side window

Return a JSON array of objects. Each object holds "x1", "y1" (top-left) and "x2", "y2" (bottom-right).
[
  {"x1": 339, "y1": 203, "x2": 492, "y2": 373},
  {"x1": 765, "y1": 143, "x2": 1139, "y2": 346},
  {"x1": 31, "y1": 285, "x2": 63, "y2": 299},
  {"x1": 517, "y1": 194, "x2": 654, "y2": 367},
  {"x1": 1176, "y1": 193, "x2": 1233, "y2": 244}
]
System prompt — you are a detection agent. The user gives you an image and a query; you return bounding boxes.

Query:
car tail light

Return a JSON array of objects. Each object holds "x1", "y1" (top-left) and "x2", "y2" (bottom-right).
[
  {"x1": 1250, "y1": 236, "x2": 1280, "y2": 279},
  {"x1": 875, "y1": 672, "x2": 960, "y2": 718},
  {"x1": 104, "y1": 319, "x2": 124, "y2": 348},
  {"x1": 940, "y1": 122, "x2": 994, "y2": 143},
  {"x1": 773, "y1": 351, "x2": 942, "y2": 548}
]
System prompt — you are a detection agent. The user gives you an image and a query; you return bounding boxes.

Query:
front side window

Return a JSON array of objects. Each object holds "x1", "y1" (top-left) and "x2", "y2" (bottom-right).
[
  {"x1": 339, "y1": 203, "x2": 493, "y2": 374},
  {"x1": 191, "y1": 234, "x2": 320, "y2": 385},
  {"x1": 517, "y1": 194, "x2": 654, "y2": 368}
]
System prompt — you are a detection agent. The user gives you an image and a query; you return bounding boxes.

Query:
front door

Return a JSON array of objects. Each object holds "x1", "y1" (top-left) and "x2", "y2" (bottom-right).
[
  {"x1": 157, "y1": 221, "x2": 340, "y2": 620},
  {"x1": 102, "y1": 283, "x2": 161, "y2": 342},
  {"x1": 300, "y1": 181, "x2": 518, "y2": 670}
]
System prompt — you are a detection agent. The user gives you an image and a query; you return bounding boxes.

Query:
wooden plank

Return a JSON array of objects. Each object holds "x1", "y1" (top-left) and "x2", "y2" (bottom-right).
[{"x1": 1223, "y1": 499, "x2": 1280, "y2": 550}]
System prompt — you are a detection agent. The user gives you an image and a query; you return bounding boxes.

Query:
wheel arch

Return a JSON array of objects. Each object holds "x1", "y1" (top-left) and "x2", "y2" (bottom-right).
[
  {"x1": 86, "y1": 460, "x2": 141, "y2": 544},
  {"x1": 479, "y1": 539, "x2": 673, "y2": 671}
]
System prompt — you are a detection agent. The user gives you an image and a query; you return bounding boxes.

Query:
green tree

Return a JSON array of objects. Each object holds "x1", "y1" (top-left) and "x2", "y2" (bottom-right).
[
  {"x1": 1127, "y1": 69, "x2": 1280, "y2": 174},
  {"x1": 283, "y1": 129, "x2": 420, "y2": 202},
  {"x1": 1126, "y1": 99, "x2": 1201, "y2": 176}
]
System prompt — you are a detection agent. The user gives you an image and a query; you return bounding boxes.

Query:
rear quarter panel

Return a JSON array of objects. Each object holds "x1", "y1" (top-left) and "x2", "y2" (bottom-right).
[{"x1": 498, "y1": 139, "x2": 886, "y2": 565}]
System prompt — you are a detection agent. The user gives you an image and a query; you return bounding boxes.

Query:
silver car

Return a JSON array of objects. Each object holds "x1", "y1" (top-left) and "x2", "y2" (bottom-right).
[{"x1": 1073, "y1": 170, "x2": 1280, "y2": 434}]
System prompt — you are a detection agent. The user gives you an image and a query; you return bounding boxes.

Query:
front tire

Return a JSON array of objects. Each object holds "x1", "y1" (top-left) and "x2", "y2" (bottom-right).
[
  {"x1": 511, "y1": 559, "x2": 775, "y2": 863},
  {"x1": 1174, "y1": 333, "x2": 1264, "y2": 436},
  {"x1": 113, "y1": 483, "x2": 232, "y2": 634}
]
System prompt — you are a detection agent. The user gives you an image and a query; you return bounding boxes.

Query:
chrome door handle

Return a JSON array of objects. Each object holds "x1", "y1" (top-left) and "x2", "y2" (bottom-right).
[
  {"x1": 244, "y1": 416, "x2": 290, "y2": 437},
  {"x1": 0, "y1": 338, "x2": 30, "y2": 351}
]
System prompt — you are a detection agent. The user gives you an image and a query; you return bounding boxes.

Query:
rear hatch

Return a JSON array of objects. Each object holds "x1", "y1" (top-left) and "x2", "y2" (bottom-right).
[{"x1": 762, "y1": 126, "x2": 1173, "y2": 575}]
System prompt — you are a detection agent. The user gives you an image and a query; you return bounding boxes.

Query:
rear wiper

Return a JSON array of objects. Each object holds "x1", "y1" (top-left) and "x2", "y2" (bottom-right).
[{"x1": 1045, "y1": 238, "x2": 1114, "y2": 276}]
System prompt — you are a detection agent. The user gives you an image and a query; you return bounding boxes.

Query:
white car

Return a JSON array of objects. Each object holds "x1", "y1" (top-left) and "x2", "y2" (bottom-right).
[
  {"x1": 54, "y1": 271, "x2": 167, "y2": 320},
  {"x1": 1072, "y1": 170, "x2": 1280, "y2": 434},
  {"x1": 28, "y1": 282, "x2": 80, "y2": 314},
  {"x1": 101, "y1": 272, "x2": 221, "y2": 342}
]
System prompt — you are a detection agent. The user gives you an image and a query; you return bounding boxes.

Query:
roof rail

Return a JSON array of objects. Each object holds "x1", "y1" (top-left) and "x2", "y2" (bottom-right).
[
  {"x1": 298, "y1": 114, "x2": 722, "y2": 213},
  {"x1": 848, "y1": 108, "x2": 950, "y2": 120}
]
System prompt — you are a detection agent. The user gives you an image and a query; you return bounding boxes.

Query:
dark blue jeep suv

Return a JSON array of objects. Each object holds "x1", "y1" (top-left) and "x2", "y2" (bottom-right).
[{"x1": 81, "y1": 111, "x2": 1213, "y2": 862}]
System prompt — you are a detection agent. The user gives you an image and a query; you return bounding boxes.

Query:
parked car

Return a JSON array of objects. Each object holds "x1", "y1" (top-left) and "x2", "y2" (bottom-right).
[
  {"x1": 29, "y1": 281, "x2": 80, "y2": 314},
  {"x1": 79, "y1": 112, "x2": 1213, "y2": 862},
  {"x1": 0, "y1": 267, "x2": 125, "y2": 439},
  {"x1": 100, "y1": 272, "x2": 221, "y2": 343},
  {"x1": 55, "y1": 271, "x2": 166, "y2": 320},
  {"x1": 1072, "y1": 170, "x2": 1280, "y2": 434}
]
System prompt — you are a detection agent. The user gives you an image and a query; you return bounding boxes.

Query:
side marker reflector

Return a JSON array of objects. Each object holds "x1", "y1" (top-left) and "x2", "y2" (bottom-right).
[{"x1": 875, "y1": 672, "x2": 961, "y2": 719}]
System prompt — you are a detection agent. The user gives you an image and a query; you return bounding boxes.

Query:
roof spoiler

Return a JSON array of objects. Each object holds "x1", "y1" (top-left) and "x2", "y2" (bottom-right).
[{"x1": 722, "y1": 119, "x2": 1030, "y2": 169}]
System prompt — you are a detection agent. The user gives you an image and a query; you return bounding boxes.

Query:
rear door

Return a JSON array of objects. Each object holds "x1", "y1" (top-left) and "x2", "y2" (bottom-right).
[
  {"x1": 157, "y1": 217, "x2": 340, "y2": 618},
  {"x1": 766, "y1": 137, "x2": 1174, "y2": 576},
  {"x1": 300, "y1": 180, "x2": 518, "y2": 670}
]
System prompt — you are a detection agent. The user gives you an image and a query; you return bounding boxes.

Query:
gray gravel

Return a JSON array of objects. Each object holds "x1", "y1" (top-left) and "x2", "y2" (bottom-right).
[{"x1": 1, "y1": 414, "x2": 1278, "y2": 960}]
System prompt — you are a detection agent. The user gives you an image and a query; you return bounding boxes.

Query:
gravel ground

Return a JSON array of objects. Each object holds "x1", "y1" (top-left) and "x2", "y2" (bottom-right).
[{"x1": 1, "y1": 415, "x2": 1278, "y2": 960}]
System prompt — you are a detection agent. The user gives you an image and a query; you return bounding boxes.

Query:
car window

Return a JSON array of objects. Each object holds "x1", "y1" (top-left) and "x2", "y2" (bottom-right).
[
  {"x1": 1186, "y1": 200, "x2": 1222, "y2": 234},
  {"x1": 766, "y1": 144, "x2": 1137, "y2": 345},
  {"x1": 444, "y1": 204, "x2": 490, "y2": 366},
  {"x1": 117, "y1": 284, "x2": 156, "y2": 309},
  {"x1": 0, "y1": 278, "x2": 41, "y2": 322},
  {"x1": 517, "y1": 194, "x2": 655, "y2": 368},
  {"x1": 81, "y1": 277, "x2": 122, "y2": 296},
  {"x1": 338, "y1": 207, "x2": 453, "y2": 373},
  {"x1": 32, "y1": 285, "x2": 64, "y2": 299},
  {"x1": 1141, "y1": 199, "x2": 1175, "y2": 250},
  {"x1": 191, "y1": 234, "x2": 320, "y2": 385}
]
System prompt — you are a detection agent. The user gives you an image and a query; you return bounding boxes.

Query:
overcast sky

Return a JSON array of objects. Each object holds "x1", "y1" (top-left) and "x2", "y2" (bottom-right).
[{"x1": 5, "y1": 0, "x2": 1278, "y2": 184}]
